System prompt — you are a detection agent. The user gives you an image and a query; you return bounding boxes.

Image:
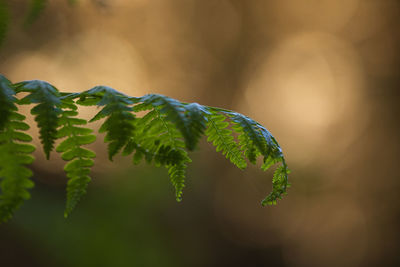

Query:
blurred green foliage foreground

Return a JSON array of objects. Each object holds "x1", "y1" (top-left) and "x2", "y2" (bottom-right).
[
  {"x1": 0, "y1": 74, "x2": 289, "y2": 223},
  {"x1": 4, "y1": 166, "x2": 283, "y2": 267}
]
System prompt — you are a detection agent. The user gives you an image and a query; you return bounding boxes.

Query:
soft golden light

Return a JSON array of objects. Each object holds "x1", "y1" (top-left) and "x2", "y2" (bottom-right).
[{"x1": 240, "y1": 32, "x2": 366, "y2": 164}]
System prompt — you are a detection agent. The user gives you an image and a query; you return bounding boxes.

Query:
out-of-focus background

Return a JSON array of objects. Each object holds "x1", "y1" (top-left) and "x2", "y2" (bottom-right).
[{"x1": 1, "y1": 0, "x2": 400, "y2": 266}]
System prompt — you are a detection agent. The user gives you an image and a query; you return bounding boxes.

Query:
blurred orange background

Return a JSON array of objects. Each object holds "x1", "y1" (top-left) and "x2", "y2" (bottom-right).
[{"x1": 1, "y1": 1, "x2": 400, "y2": 266}]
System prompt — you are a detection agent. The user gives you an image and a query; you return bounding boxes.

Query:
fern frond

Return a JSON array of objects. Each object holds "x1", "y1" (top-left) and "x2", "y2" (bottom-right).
[
  {"x1": 234, "y1": 127, "x2": 260, "y2": 165},
  {"x1": 128, "y1": 102, "x2": 191, "y2": 200},
  {"x1": 229, "y1": 113, "x2": 272, "y2": 157},
  {"x1": 227, "y1": 112, "x2": 289, "y2": 205},
  {"x1": 78, "y1": 86, "x2": 135, "y2": 160},
  {"x1": 122, "y1": 95, "x2": 194, "y2": 200},
  {"x1": 0, "y1": 75, "x2": 290, "y2": 222},
  {"x1": 261, "y1": 162, "x2": 290, "y2": 206},
  {"x1": 184, "y1": 103, "x2": 208, "y2": 149},
  {"x1": 15, "y1": 80, "x2": 62, "y2": 159},
  {"x1": 0, "y1": 74, "x2": 16, "y2": 131},
  {"x1": 99, "y1": 111, "x2": 135, "y2": 160},
  {"x1": 205, "y1": 111, "x2": 247, "y2": 169},
  {"x1": 0, "y1": 110, "x2": 35, "y2": 222},
  {"x1": 56, "y1": 99, "x2": 96, "y2": 217},
  {"x1": 168, "y1": 162, "x2": 187, "y2": 202},
  {"x1": 140, "y1": 94, "x2": 199, "y2": 151}
]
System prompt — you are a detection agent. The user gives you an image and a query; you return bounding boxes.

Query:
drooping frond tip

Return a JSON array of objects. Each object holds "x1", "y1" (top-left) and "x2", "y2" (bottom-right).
[
  {"x1": 0, "y1": 73, "x2": 290, "y2": 223},
  {"x1": 206, "y1": 109, "x2": 290, "y2": 205}
]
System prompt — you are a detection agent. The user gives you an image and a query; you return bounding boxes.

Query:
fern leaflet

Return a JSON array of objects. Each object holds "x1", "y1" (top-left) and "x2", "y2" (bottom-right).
[
  {"x1": 184, "y1": 102, "x2": 208, "y2": 148},
  {"x1": 15, "y1": 80, "x2": 62, "y2": 159},
  {"x1": 56, "y1": 99, "x2": 96, "y2": 217},
  {"x1": 140, "y1": 94, "x2": 199, "y2": 151},
  {"x1": 205, "y1": 111, "x2": 247, "y2": 169},
  {"x1": 0, "y1": 107, "x2": 35, "y2": 222},
  {"x1": 77, "y1": 86, "x2": 136, "y2": 160},
  {"x1": 0, "y1": 74, "x2": 15, "y2": 131},
  {"x1": 127, "y1": 99, "x2": 191, "y2": 201}
]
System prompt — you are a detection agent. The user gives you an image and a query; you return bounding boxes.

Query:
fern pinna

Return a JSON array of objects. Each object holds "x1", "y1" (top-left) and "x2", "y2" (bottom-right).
[
  {"x1": 14, "y1": 80, "x2": 62, "y2": 159},
  {"x1": 0, "y1": 75, "x2": 35, "y2": 222},
  {"x1": 0, "y1": 73, "x2": 290, "y2": 223},
  {"x1": 56, "y1": 99, "x2": 96, "y2": 217}
]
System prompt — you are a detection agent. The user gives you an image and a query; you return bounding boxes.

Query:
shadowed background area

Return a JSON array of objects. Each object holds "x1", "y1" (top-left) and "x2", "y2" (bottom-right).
[{"x1": 1, "y1": 0, "x2": 400, "y2": 266}]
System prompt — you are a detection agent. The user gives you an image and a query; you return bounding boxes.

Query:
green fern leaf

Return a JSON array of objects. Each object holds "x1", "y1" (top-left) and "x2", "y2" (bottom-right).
[
  {"x1": 0, "y1": 75, "x2": 290, "y2": 222},
  {"x1": 99, "y1": 111, "x2": 135, "y2": 160},
  {"x1": 128, "y1": 101, "x2": 191, "y2": 199},
  {"x1": 140, "y1": 94, "x2": 199, "y2": 151},
  {"x1": 0, "y1": 110, "x2": 35, "y2": 222},
  {"x1": 229, "y1": 113, "x2": 271, "y2": 157},
  {"x1": 0, "y1": 74, "x2": 16, "y2": 131},
  {"x1": 261, "y1": 163, "x2": 290, "y2": 206},
  {"x1": 79, "y1": 86, "x2": 135, "y2": 160},
  {"x1": 15, "y1": 80, "x2": 62, "y2": 159},
  {"x1": 168, "y1": 162, "x2": 187, "y2": 202},
  {"x1": 56, "y1": 99, "x2": 96, "y2": 217},
  {"x1": 227, "y1": 112, "x2": 289, "y2": 205},
  {"x1": 184, "y1": 103, "x2": 209, "y2": 149},
  {"x1": 205, "y1": 111, "x2": 247, "y2": 169}
]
